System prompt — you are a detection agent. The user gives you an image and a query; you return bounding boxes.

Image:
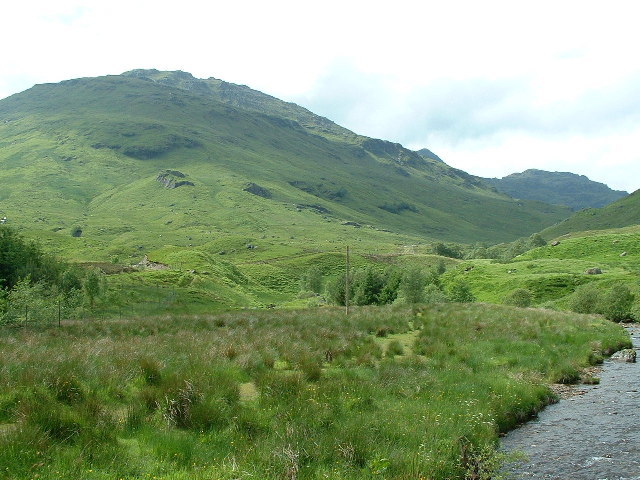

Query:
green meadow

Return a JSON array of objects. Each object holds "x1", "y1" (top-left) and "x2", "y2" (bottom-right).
[{"x1": 0, "y1": 304, "x2": 630, "y2": 480}]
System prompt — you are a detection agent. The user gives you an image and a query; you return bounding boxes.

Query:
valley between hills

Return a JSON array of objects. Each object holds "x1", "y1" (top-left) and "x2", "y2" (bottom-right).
[{"x1": 0, "y1": 70, "x2": 638, "y2": 480}]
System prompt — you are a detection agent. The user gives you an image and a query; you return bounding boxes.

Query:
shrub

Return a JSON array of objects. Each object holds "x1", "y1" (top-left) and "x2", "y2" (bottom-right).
[
  {"x1": 503, "y1": 288, "x2": 533, "y2": 308},
  {"x1": 298, "y1": 356, "x2": 323, "y2": 382},
  {"x1": 568, "y1": 283, "x2": 601, "y2": 314},
  {"x1": 447, "y1": 281, "x2": 476, "y2": 303},
  {"x1": 139, "y1": 357, "x2": 163, "y2": 386},
  {"x1": 386, "y1": 340, "x2": 404, "y2": 357},
  {"x1": 48, "y1": 375, "x2": 85, "y2": 404},
  {"x1": 598, "y1": 283, "x2": 635, "y2": 322},
  {"x1": 299, "y1": 266, "x2": 323, "y2": 294},
  {"x1": 424, "y1": 284, "x2": 448, "y2": 304}
]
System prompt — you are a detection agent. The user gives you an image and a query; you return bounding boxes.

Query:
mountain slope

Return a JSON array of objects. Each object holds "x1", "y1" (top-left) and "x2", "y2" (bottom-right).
[
  {"x1": 485, "y1": 169, "x2": 628, "y2": 211},
  {"x1": 0, "y1": 71, "x2": 571, "y2": 260},
  {"x1": 541, "y1": 189, "x2": 640, "y2": 239}
]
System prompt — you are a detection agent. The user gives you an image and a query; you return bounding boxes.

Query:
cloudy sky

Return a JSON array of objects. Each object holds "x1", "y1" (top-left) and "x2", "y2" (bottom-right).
[{"x1": 3, "y1": 0, "x2": 639, "y2": 192}]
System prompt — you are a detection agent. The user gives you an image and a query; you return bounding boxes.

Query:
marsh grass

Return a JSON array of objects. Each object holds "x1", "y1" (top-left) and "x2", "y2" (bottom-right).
[{"x1": 0, "y1": 304, "x2": 630, "y2": 479}]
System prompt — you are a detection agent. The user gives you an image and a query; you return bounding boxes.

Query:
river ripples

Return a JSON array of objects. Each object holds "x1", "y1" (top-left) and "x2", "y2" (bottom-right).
[{"x1": 501, "y1": 324, "x2": 640, "y2": 480}]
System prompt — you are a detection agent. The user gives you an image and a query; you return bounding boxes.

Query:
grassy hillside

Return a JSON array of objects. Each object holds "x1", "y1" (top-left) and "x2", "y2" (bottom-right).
[
  {"x1": 485, "y1": 169, "x2": 628, "y2": 211},
  {"x1": 541, "y1": 190, "x2": 640, "y2": 238},
  {"x1": 443, "y1": 225, "x2": 640, "y2": 308},
  {"x1": 0, "y1": 71, "x2": 571, "y2": 266}
]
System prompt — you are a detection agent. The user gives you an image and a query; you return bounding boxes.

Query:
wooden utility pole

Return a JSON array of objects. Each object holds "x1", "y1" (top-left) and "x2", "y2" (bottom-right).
[{"x1": 345, "y1": 246, "x2": 350, "y2": 315}]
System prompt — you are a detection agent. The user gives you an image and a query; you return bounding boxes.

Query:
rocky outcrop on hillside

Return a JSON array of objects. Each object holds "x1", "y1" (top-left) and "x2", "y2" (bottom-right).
[{"x1": 156, "y1": 170, "x2": 194, "y2": 188}]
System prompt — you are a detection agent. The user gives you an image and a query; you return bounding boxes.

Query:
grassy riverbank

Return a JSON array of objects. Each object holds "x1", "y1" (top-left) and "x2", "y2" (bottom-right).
[{"x1": 0, "y1": 304, "x2": 630, "y2": 479}]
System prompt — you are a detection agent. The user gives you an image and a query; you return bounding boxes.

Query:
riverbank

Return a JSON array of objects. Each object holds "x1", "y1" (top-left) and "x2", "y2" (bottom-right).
[{"x1": 501, "y1": 324, "x2": 640, "y2": 479}]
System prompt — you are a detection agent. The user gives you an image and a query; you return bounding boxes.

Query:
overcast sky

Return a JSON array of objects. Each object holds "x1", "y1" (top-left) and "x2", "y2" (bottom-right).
[{"x1": 3, "y1": 0, "x2": 639, "y2": 192}]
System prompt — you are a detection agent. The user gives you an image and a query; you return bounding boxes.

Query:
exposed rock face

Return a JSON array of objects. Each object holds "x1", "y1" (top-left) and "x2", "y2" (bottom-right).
[
  {"x1": 551, "y1": 240, "x2": 560, "y2": 246},
  {"x1": 243, "y1": 182, "x2": 272, "y2": 198},
  {"x1": 156, "y1": 170, "x2": 194, "y2": 188},
  {"x1": 585, "y1": 267, "x2": 603, "y2": 275},
  {"x1": 611, "y1": 349, "x2": 636, "y2": 363},
  {"x1": 137, "y1": 255, "x2": 168, "y2": 270}
]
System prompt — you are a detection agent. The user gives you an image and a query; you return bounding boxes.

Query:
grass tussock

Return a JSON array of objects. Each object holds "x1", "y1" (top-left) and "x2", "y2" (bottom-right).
[{"x1": 0, "y1": 304, "x2": 630, "y2": 479}]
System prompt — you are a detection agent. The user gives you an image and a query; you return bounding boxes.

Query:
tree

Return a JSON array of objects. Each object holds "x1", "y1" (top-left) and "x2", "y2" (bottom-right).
[
  {"x1": 352, "y1": 268, "x2": 385, "y2": 306},
  {"x1": 0, "y1": 226, "x2": 65, "y2": 289},
  {"x1": 447, "y1": 281, "x2": 476, "y2": 303},
  {"x1": 378, "y1": 268, "x2": 402, "y2": 305},
  {"x1": 400, "y1": 267, "x2": 426, "y2": 304},
  {"x1": 299, "y1": 266, "x2": 323, "y2": 294},
  {"x1": 83, "y1": 268, "x2": 103, "y2": 307},
  {"x1": 326, "y1": 273, "x2": 348, "y2": 306}
]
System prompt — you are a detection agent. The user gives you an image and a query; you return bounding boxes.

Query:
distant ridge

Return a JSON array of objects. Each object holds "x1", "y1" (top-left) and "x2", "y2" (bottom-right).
[
  {"x1": 542, "y1": 188, "x2": 640, "y2": 238},
  {"x1": 484, "y1": 169, "x2": 628, "y2": 211}
]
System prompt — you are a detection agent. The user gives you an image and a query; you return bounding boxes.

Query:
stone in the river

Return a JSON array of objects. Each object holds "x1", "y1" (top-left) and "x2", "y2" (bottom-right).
[{"x1": 611, "y1": 349, "x2": 636, "y2": 363}]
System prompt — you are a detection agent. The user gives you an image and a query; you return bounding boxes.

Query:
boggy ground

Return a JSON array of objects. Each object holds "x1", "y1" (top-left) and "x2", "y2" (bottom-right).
[
  {"x1": 0, "y1": 304, "x2": 631, "y2": 480},
  {"x1": 501, "y1": 324, "x2": 640, "y2": 479}
]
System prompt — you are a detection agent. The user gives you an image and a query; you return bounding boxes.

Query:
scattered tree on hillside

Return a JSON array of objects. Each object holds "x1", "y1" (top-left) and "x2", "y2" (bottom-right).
[
  {"x1": 568, "y1": 282, "x2": 635, "y2": 322},
  {"x1": 447, "y1": 281, "x2": 476, "y2": 303},
  {"x1": 400, "y1": 267, "x2": 426, "y2": 304},
  {"x1": 299, "y1": 266, "x2": 323, "y2": 294},
  {"x1": 503, "y1": 288, "x2": 533, "y2": 308},
  {"x1": 599, "y1": 284, "x2": 634, "y2": 322}
]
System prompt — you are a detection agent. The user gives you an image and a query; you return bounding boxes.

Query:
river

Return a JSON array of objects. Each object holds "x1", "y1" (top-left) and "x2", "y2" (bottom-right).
[{"x1": 500, "y1": 324, "x2": 640, "y2": 480}]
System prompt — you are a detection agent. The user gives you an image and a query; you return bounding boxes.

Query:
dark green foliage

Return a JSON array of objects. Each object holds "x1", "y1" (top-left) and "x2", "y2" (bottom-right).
[
  {"x1": 48, "y1": 375, "x2": 85, "y2": 404},
  {"x1": 0, "y1": 226, "x2": 62, "y2": 290},
  {"x1": 326, "y1": 273, "x2": 348, "y2": 306},
  {"x1": 378, "y1": 268, "x2": 402, "y2": 305},
  {"x1": 569, "y1": 282, "x2": 634, "y2": 322},
  {"x1": 299, "y1": 265, "x2": 323, "y2": 294},
  {"x1": 352, "y1": 268, "x2": 386, "y2": 306},
  {"x1": 447, "y1": 281, "x2": 476, "y2": 303},
  {"x1": 400, "y1": 267, "x2": 426, "y2": 304},
  {"x1": 435, "y1": 258, "x2": 447, "y2": 275},
  {"x1": 378, "y1": 201, "x2": 418, "y2": 214},
  {"x1": 503, "y1": 288, "x2": 533, "y2": 308},
  {"x1": 327, "y1": 267, "x2": 402, "y2": 306},
  {"x1": 386, "y1": 340, "x2": 404, "y2": 357},
  {"x1": 568, "y1": 283, "x2": 601, "y2": 314},
  {"x1": 433, "y1": 242, "x2": 464, "y2": 259},
  {"x1": 139, "y1": 357, "x2": 163, "y2": 386},
  {"x1": 424, "y1": 284, "x2": 449, "y2": 304},
  {"x1": 598, "y1": 283, "x2": 634, "y2": 322},
  {"x1": 83, "y1": 268, "x2": 103, "y2": 307}
]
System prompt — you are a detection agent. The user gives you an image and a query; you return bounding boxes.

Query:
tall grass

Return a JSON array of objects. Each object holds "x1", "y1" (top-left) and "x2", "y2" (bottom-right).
[{"x1": 0, "y1": 304, "x2": 629, "y2": 479}]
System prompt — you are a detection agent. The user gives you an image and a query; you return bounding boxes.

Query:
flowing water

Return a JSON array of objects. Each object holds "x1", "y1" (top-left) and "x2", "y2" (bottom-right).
[{"x1": 501, "y1": 324, "x2": 640, "y2": 480}]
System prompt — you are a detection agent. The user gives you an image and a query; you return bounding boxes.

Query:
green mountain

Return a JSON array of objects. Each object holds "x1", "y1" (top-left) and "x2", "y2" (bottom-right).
[
  {"x1": 484, "y1": 169, "x2": 628, "y2": 211},
  {"x1": 0, "y1": 70, "x2": 571, "y2": 262},
  {"x1": 541, "y1": 189, "x2": 640, "y2": 239}
]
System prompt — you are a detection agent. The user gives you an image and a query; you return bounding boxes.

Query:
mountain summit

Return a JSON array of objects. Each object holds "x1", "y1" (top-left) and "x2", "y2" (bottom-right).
[
  {"x1": 0, "y1": 70, "x2": 571, "y2": 258},
  {"x1": 485, "y1": 169, "x2": 627, "y2": 211}
]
